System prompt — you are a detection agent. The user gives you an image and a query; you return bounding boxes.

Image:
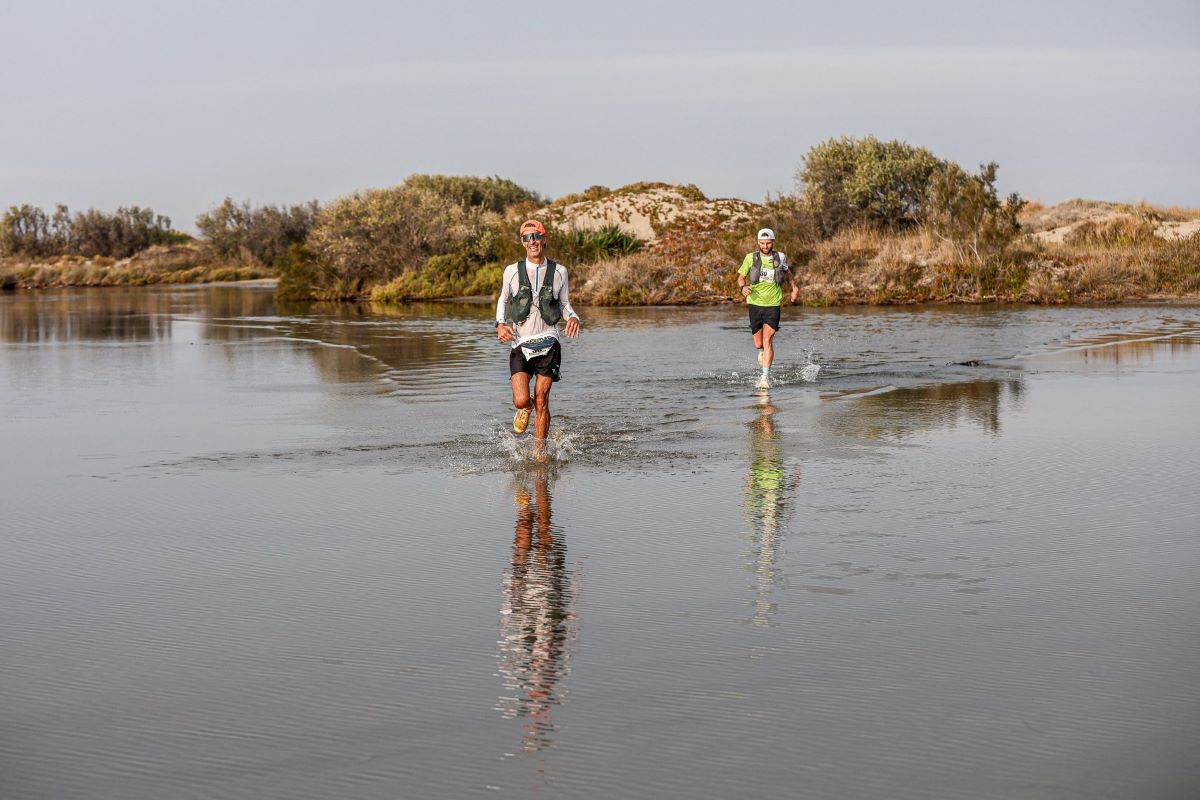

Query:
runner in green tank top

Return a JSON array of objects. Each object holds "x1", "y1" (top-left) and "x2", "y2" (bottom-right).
[{"x1": 737, "y1": 228, "x2": 800, "y2": 389}]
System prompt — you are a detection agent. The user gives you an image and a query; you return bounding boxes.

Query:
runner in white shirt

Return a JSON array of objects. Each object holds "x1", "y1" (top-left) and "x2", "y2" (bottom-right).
[{"x1": 495, "y1": 220, "x2": 582, "y2": 455}]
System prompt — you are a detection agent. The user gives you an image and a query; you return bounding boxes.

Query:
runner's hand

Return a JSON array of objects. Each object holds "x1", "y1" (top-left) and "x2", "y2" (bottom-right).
[
  {"x1": 790, "y1": 288, "x2": 800, "y2": 304},
  {"x1": 497, "y1": 323, "x2": 513, "y2": 342},
  {"x1": 564, "y1": 317, "x2": 581, "y2": 338},
  {"x1": 741, "y1": 285, "x2": 751, "y2": 298}
]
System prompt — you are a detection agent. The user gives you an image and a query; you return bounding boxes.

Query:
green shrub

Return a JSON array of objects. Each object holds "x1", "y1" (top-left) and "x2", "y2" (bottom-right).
[
  {"x1": 759, "y1": 194, "x2": 822, "y2": 253},
  {"x1": 306, "y1": 184, "x2": 464, "y2": 295},
  {"x1": 196, "y1": 198, "x2": 319, "y2": 267},
  {"x1": 296, "y1": 174, "x2": 549, "y2": 300},
  {"x1": 797, "y1": 136, "x2": 943, "y2": 235},
  {"x1": 275, "y1": 245, "x2": 324, "y2": 301},
  {"x1": 552, "y1": 224, "x2": 648, "y2": 263},
  {"x1": 371, "y1": 254, "x2": 504, "y2": 302},
  {"x1": 402, "y1": 174, "x2": 543, "y2": 214},
  {"x1": 927, "y1": 162, "x2": 1025, "y2": 265},
  {"x1": 553, "y1": 185, "x2": 613, "y2": 206},
  {"x1": 549, "y1": 224, "x2": 644, "y2": 265}
]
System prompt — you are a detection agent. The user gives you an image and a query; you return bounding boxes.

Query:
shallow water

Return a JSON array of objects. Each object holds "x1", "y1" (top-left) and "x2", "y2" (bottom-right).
[{"x1": 2, "y1": 286, "x2": 1199, "y2": 799}]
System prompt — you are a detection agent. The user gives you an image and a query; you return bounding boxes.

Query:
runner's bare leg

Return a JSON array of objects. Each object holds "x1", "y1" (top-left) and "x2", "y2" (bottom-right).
[
  {"x1": 510, "y1": 373, "x2": 534, "y2": 411},
  {"x1": 532, "y1": 375, "x2": 553, "y2": 439},
  {"x1": 762, "y1": 324, "x2": 777, "y2": 369}
]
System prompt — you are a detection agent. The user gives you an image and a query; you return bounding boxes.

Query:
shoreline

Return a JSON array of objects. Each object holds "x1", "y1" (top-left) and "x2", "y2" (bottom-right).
[{"x1": 5, "y1": 279, "x2": 1199, "y2": 309}]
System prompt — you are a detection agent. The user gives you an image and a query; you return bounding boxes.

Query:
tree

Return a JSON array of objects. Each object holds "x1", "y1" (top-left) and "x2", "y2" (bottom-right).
[
  {"x1": 0, "y1": 205, "x2": 52, "y2": 257},
  {"x1": 927, "y1": 162, "x2": 1025, "y2": 265},
  {"x1": 69, "y1": 206, "x2": 175, "y2": 258},
  {"x1": 306, "y1": 184, "x2": 465, "y2": 296},
  {"x1": 402, "y1": 174, "x2": 543, "y2": 214},
  {"x1": 196, "y1": 198, "x2": 319, "y2": 266},
  {"x1": 796, "y1": 136, "x2": 943, "y2": 235},
  {"x1": 195, "y1": 198, "x2": 249, "y2": 261}
]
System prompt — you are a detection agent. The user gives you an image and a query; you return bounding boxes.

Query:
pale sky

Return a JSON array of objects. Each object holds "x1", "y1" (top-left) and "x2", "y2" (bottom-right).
[{"x1": 2, "y1": 0, "x2": 1197, "y2": 231}]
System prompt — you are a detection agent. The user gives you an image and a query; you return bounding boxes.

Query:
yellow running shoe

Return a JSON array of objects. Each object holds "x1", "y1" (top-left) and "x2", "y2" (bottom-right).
[{"x1": 513, "y1": 406, "x2": 531, "y2": 434}]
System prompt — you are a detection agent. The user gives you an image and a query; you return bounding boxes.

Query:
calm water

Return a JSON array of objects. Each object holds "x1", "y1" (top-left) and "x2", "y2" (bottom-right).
[{"x1": 2, "y1": 286, "x2": 1198, "y2": 799}]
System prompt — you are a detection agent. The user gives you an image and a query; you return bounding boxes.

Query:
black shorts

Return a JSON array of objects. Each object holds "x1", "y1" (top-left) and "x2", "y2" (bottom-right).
[
  {"x1": 510, "y1": 341, "x2": 562, "y2": 382},
  {"x1": 748, "y1": 304, "x2": 782, "y2": 334}
]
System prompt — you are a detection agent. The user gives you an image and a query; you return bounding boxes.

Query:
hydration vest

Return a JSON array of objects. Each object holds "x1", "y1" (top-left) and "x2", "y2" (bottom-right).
[
  {"x1": 749, "y1": 251, "x2": 785, "y2": 285},
  {"x1": 510, "y1": 259, "x2": 563, "y2": 326}
]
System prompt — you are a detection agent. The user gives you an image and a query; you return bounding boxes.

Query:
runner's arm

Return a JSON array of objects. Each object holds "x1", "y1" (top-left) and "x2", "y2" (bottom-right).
[
  {"x1": 496, "y1": 265, "x2": 515, "y2": 341},
  {"x1": 737, "y1": 255, "x2": 752, "y2": 298},
  {"x1": 783, "y1": 257, "x2": 801, "y2": 303},
  {"x1": 557, "y1": 266, "x2": 582, "y2": 337},
  {"x1": 496, "y1": 266, "x2": 513, "y2": 323}
]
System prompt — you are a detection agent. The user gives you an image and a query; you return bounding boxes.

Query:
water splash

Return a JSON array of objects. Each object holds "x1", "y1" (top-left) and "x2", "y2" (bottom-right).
[
  {"x1": 490, "y1": 426, "x2": 576, "y2": 465},
  {"x1": 549, "y1": 430, "x2": 579, "y2": 462}
]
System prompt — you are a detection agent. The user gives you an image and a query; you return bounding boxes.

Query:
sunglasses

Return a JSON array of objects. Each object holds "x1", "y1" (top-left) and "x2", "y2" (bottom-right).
[{"x1": 521, "y1": 232, "x2": 545, "y2": 242}]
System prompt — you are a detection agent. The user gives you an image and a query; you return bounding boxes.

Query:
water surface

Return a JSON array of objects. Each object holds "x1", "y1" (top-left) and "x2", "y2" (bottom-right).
[{"x1": 2, "y1": 287, "x2": 1198, "y2": 799}]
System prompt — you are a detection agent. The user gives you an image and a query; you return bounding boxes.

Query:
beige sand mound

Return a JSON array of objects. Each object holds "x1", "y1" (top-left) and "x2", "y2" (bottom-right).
[
  {"x1": 1156, "y1": 220, "x2": 1200, "y2": 240},
  {"x1": 542, "y1": 183, "x2": 760, "y2": 244},
  {"x1": 1024, "y1": 199, "x2": 1200, "y2": 243},
  {"x1": 1021, "y1": 199, "x2": 1121, "y2": 234}
]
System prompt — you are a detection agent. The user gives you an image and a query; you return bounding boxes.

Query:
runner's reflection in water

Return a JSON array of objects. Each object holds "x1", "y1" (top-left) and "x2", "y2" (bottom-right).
[
  {"x1": 496, "y1": 465, "x2": 578, "y2": 756},
  {"x1": 742, "y1": 396, "x2": 801, "y2": 627}
]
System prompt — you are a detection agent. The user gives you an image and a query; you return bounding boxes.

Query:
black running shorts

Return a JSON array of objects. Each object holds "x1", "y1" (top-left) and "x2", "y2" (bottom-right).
[
  {"x1": 748, "y1": 304, "x2": 782, "y2": 334},
  {"x1": 510, "y1": 341, "x2": 562, "y2": 382}
]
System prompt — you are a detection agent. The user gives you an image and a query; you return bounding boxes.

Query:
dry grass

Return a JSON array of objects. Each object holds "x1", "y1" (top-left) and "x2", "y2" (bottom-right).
[
  {"x1": 1020, "y1": 199, "x2": 1047, "y2": 218},
  {"x1": 1148, "y1": 235, "x2": 1200, "y2": 293},
  {"x1": 862, "y1": 241, "x2": 926, "y2": 303},
  {"x1": 1072, "y1": 252, "x2": 1150, "y2": 301},
  {"x1": 0, "y1": 244, "x2": 270, "y2": 289},
  {"x1": 1022, "y1": 200, "x2": 1200, "y2": 244},
  {"x1": 1022, "y1": 232, "x2": 1200, "y2": 301},
  {"x1": 805, "y1": 226, "x2": 879, "y2": 281},
  {"x1": 571, "y1": 253, "x2": 674, "y2": 305},
  {"x1": 1116, "y1": 201, "x2": 1200, "y2": 222},
  {"x1": 1020, "y1": 199, "x2": 1119, "y2": 233},
  {"x1": 795, "y1": 226, "x2": 958, "y2": 304},
  {"x1": 1022, "y1": 267, "x2": 1070, "y2": 304},
  {"x1": 7, "y1": 193, "x2": 1193, "y2": 308},
  {"x1": 546, "y1": 196, "x2": 1200, "y2": 306},
  {"x1": 1064, "y1": 215, "x2": 1158, "y2": 247}
]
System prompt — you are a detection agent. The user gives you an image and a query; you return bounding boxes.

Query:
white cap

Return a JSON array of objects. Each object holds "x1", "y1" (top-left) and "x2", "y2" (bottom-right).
[{"x1": 757, "y1": 228, "x2": 776, "y2": 240}]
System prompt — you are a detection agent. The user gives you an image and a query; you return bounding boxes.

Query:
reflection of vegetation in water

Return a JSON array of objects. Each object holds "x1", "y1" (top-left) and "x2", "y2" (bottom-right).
[
  {"x1": 196, "y1": 286, "x2": 280, "y2": 343},
  {"x1": 830, "y1": 378, "x2": 1024, "y2": 439},
  {"x1": 1044, "y1": 327, "x2": 1200, "y2": 367},
  {"x1": 742, "y1": 400, "x2": 801, "y2": 627},
  {"x1": 0, "y1": 288, "x2": 173, "y2": 343},
  {"x1": 496, "y1": 467, "x2": 577, "y2": 756},
  {"x1": 0, "y1": 285, "x2": 287, "y2": 345},
  {"x1": 230, "y1": 299, "x2": 496, "y2": 386}
]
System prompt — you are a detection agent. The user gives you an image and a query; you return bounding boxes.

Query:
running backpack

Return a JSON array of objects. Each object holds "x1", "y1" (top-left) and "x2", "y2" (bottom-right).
[
  {"x1": 510, "y1": 259, "x2": 563, "y2": 325},
  {"x1": 749, "y1": 251, "x2": 786, "y2": 285}
]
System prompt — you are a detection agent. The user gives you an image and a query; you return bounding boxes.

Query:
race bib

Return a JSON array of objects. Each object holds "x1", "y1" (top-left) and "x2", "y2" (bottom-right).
[
  {"x1": 519, "y1": 335, "x2": 558, "y2": 360},
  {"x1": 759, "y1": 267, "x2": 776, "y2": 283}
]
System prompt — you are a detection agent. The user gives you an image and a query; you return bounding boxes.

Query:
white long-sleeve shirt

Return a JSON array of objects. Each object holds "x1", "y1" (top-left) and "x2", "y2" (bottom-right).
[{"x1": 495, "y1": 259, "x2": 581, "y2": 347}]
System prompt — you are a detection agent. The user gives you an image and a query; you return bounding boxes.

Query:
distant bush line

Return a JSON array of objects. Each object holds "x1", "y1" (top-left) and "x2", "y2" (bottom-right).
[
  {"x1": 3, "y1": 156, "x2": 1197, "y2": 304},
  {"x1": 0, "y1": 204, "x2": 187, "y2": 259}
]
